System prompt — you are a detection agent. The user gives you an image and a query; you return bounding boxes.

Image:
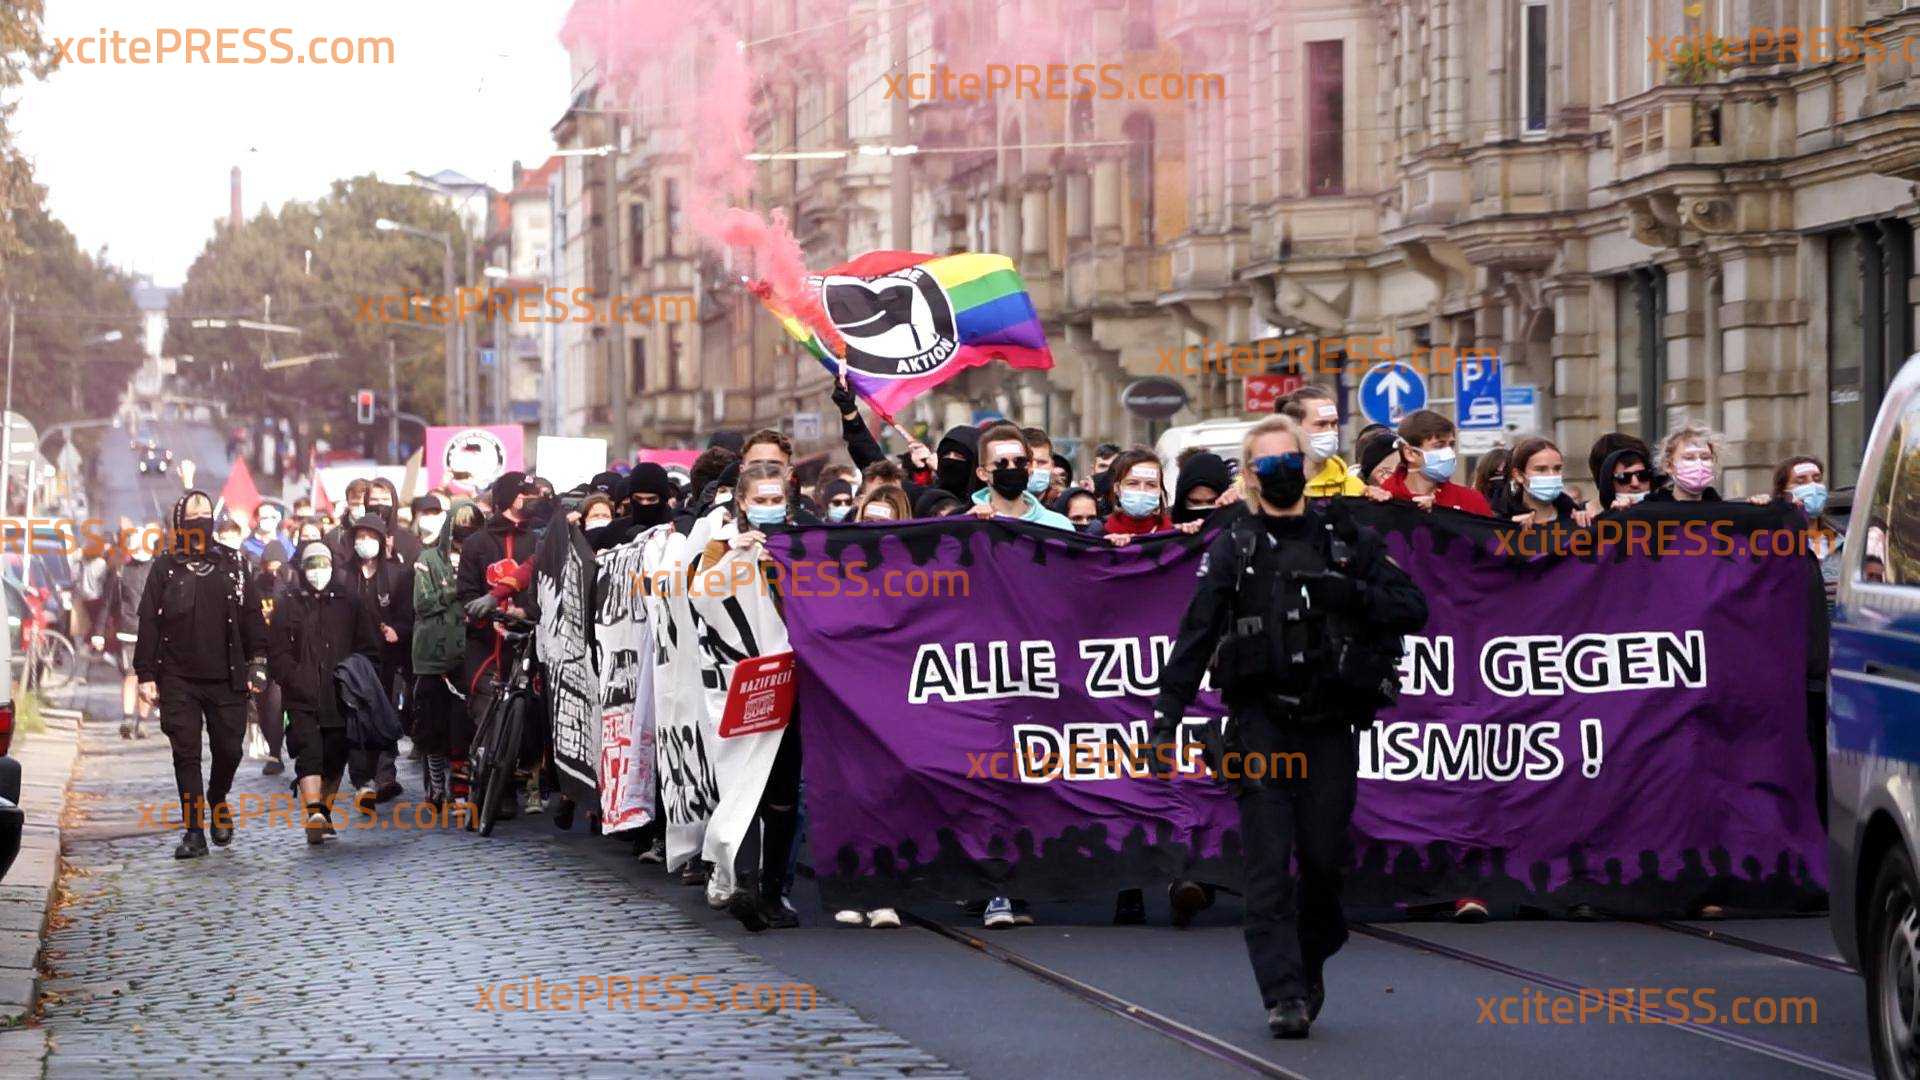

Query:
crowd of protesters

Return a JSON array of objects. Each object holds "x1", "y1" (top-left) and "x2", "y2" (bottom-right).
[{"x1": 90, "y1": 381, "x2": 1842, "y2": 937}]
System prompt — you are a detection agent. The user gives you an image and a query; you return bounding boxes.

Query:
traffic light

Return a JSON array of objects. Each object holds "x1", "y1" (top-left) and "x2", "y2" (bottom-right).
[{"x1": 356, "y1": 389, "x2": 375, "y2": 425}]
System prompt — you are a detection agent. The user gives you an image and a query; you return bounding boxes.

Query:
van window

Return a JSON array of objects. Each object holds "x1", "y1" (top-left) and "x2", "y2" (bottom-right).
[{"x1": 1861, "y1": 397, "x2": 1920, "y2": 585}]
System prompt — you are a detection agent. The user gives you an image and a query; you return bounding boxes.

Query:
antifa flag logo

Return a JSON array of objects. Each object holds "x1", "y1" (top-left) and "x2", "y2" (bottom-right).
[{"x1": 818, "y1": 267, "x2": 958, "y2": 379}]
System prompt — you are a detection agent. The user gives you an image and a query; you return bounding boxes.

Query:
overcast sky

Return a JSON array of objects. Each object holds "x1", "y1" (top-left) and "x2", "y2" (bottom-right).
[{"x1": 14, "y1": 0, "x2": 578, "y2": 286}]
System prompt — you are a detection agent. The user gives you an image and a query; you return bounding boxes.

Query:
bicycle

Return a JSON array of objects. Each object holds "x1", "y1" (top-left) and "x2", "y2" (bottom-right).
[
  {"x1": 10, "y1": 586, "x2": 78, "y2": 692},
  {"x1": 467, "y1": 611, "x2": 539, "y2": 837}
]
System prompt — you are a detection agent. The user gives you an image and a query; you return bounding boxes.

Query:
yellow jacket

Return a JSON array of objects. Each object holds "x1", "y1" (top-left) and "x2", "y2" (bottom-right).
[{"x1": 1307, "y1": 455, "x2": 1366, "y2": 498}]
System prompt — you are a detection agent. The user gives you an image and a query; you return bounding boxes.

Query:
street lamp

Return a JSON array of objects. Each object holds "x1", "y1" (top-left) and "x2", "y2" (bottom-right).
[{"x1": 376, "y1": 217, "x2": 461, "y2": 423}]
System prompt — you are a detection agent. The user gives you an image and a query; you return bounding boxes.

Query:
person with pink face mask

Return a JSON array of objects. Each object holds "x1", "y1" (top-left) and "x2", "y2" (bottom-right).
[{"x1": 1649, "y1": 423, "x2": 1725, "y2": 503}]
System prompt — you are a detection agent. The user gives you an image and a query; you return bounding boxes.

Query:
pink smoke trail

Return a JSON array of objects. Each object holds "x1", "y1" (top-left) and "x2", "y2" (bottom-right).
[{"x1": 560, "y1": 0, "x2": 841, "y2": 354}]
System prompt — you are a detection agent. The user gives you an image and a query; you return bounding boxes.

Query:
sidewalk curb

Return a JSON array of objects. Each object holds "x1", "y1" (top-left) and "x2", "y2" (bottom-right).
[{"x1": 1, "y1": 703, "x2": 83, "y2": 1034}]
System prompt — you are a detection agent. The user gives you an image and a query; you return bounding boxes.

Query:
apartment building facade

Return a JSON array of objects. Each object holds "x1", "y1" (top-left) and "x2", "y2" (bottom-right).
[{"x1": 553, "y1": 0, "x2": 1920, "y2": 489}]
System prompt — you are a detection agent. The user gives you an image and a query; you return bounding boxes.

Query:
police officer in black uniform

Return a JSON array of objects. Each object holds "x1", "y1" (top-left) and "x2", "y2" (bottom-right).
[{"x1": 1150, "y1": 415, "x2": 1428, "y2": 1039}]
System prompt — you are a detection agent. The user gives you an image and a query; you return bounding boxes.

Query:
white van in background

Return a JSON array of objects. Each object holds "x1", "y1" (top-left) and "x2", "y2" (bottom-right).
[{"x1": 1154, "y1": 418, "x2": 1258, "y2": 497}]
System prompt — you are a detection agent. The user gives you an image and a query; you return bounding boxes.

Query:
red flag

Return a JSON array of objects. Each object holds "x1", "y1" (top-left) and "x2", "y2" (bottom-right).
[
  {"x1": 219, "y1": 456, "x2": 262, "y2": 520},
  {"x1": 307, "y1": 447, "x2": 331, "y2": 514}
]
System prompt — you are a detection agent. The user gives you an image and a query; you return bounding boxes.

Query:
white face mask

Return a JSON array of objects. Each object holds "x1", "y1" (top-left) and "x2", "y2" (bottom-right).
[
  {"x1": 1308, "y1": 431, "x2": 1341, "y2": 462},
  {"x1": 255, "y1": 514, "x2": 280, "y2": 536},
  {"x1": 305, "y1": 567, "x2": 332, "y2": 591},
  {"x1": 417, "y1": 514, "x2": 445, "y2": 540},
  {"x1": 584, "y1": 515, "x2": 613, "y2": 531},
  {"x1": 216, "y1": 533, "x2": 243, "y2": 551},
  {"x1": 354, "y1": 538, "x2": 381, "y2": 560}
]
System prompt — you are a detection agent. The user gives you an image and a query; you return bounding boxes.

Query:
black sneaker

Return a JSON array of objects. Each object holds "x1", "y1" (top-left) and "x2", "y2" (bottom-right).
[
  {"x1": 1267, "y1": 998, "x2": 1311, "y2": 1039},
  {"x1": 727, "y1": 890, "x2": 771, "y2": 933},
  {"x1": 209, "y1": 805, "x2": 234, "y2": 847},
  {"x1": 760, "y1": 897, "x2": 800, "y2": 930},
  {"x1": 1169, "y1": 880, "x2": 1213, "y2": 928},
  {"x1": 1307, "y1": 979, "x2": 1326, "y2": 1022},
  {"x1": 375, "y1": 781, "x2": 403, "y2": 803},
  {"x1": 262, "y1": 758, "x2": 285, "y2": 776},
  {"x1": 119, "y1": 719, "x2": 133, "y2": 740},
  {"x1": 552, "y1": 797, "x2": 576, "y2": 831},
  {"x1": 174, "y1": 830, "x2": 209, "y2": 860},
  {"x1": 1113, "y1": 889, "x2": 1146, "y2": 926}
]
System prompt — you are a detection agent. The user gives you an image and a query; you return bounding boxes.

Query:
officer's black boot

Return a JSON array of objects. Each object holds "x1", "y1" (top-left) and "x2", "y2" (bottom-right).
[
  {"x1": 1268, "y1": 998, "x2": 1310, "y2": 1039},
  {"x1": 174, "y1": 829, "x2": 209, "y2": 860}
]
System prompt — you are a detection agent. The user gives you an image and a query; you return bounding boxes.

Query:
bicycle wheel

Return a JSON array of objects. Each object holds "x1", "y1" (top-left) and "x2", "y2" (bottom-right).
[
  {"x1": 36, "y1": 631, "x2": 77, "y2": 688},
  {"x1": 465, "y1": 694, "x2": 505, "y2": 831},
  {"x1": 477, "y1": 698, "x2": 524, "y2": 838}
]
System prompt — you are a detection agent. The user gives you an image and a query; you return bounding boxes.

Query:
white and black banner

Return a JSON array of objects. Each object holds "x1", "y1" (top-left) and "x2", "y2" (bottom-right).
[
  {"x1": 593, "y1": 533, "x2": 656, "y2": 833},
  {"x1": 535, "y1": 520, "x2": 599, "y2": 805}
]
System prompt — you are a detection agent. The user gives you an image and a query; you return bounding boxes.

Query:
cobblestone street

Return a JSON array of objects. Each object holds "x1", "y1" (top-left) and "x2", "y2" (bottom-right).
[{"x1": 36, "y1": 680, "x2": 958, "y2": 1078}]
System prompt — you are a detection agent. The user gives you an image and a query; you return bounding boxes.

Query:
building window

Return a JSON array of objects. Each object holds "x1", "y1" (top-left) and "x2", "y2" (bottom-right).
[
  {"x1": 628, "y1": 203, "x2": 647, "y2": 267},
  {"x1": 1521, "y1": 1, "x2": 1548, "y2": 134},
  {"x1": 1615, "y1": 268, "x2": 1667, "y2": 441},
  {"x1": 629, "y1": 336, "x2": 646, "y2": 396},
  {"x1": 666, "y1": 323, "x2": 685, "y2": 391},
  {"x1": 664, "y1": 179, "x2": 681, "y2": 257},
  {"x1": 1305, "y1": 40, "x2": 1344, "y2": 195},
  {"x1": 1829, "y1": 219, "x2": 1914, "y2": 488}
]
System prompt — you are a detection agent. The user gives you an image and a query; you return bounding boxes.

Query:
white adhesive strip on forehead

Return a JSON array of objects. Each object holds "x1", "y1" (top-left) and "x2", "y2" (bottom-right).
[
  {"x1": 988, "y1": 440, "x2": 1024, "y2": 463},
  {"x1": 1133, "y1": 465, "x2": 1161, "y2": 484},
  {"x1": 753, "y1": 481, "x2": 784, "y2": 498},
  {"x1": 1791, "y1": 465, "x2": 1820, "y2": 483},
  {"x1": 1316, "y1": 403, "x2": 1338, "y2": 420},
  {"x1": 864, "y1": 505, "x2": 895, "y2": 519}
]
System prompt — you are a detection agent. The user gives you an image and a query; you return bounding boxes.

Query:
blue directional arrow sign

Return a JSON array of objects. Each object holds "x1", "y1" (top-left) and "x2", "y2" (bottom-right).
[{"x1": 1358, "y1": 361, "x2": 1426, "y2": 426}]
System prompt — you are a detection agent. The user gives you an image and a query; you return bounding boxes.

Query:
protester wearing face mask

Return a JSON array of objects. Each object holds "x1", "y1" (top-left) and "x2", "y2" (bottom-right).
[
  {"x1": 214, "y1": 516, "x2": 247, "y2": 557},
  {"x1": 856, "y1": 485, "x2": 912, "y2": 523},
  {"x1": 458, "y1": 472, "x2": 539, "y2": 813},
  {"x1": 134, "y1": 490, "x2": 271, "y2": 859},
  {"x1": 1172, "y1": 452, "x2": 1233, "y2": 527},
  {"x1": 325, "y1": 479, "x2": 374, "y2": 561},
  {"x1": 1491, "y1": 437, "x2": 1595, "y2": 526},
  {"x1": 1595, "y1": 447, "x2": 1657, "y2": 510},
  {"x1": 1022, "y1": 427, "x2": 1065, "y2": 504},
  {"x1": 821, "y1": 479, "x2": 857, "y2": 523},
  {"x1": 340, "y1": 512, "x2": 412, "y2": 804},
  {"x1": 1381, "y1": 410, "x2": 1494, "y2": 516},
  {"x1": 966, "y1": 423, "x2": 1076, "y2": 531},
  {"x1": 410, "y1": 496, "x2": 466, "y2": 809},
  {"x1": 578, "y1": 494, "x2": 621, "y2": 551},
  {"x1": 1766, "y1": 454, "x2": 1845, "y2": 571},
  {"x1": 616, "y1": 463, "x2": 677, "y2": 539},
  {"x1": 677, "y1": 448, "x2": 739, "y2": 534},
  {"x1": 1056, "y1": 488, "x2": 1103, "y2": 533},
  {"x1": 106, "y1": 525, "x2": 160, "y2": 740},
  {"x1": 272, "y1": 542, "x2": 381, "y2": 844},
  {"x1": 1102, "y1": 450, "x2": 1205, "y2": 546},
  {"x1": 934, "y1": 424, "x2": 984, "y2": 501},
  {"x1": 1588, "y1": 433, "x2": 1656, "y2": 507},
  {"x1": 1650, "y1": 423, "x2": 1724, "y2": 503},
  {"x1": 1277, "y1": 387, "x2": 1366, "y2": 498},
  {"x1": 1356, "y1": 432, "x2": 1401, "y2": 492},
  {"x1": 369, "y1": 479, "x2": 422, "y2": 562},
  {"x1": 1149, "y1": 415, "x2": 1428, "y2": 1037}
]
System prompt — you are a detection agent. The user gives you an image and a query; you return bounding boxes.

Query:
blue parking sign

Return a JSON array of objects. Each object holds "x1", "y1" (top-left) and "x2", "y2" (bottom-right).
[
  {"x1": 1455, "y1": 354, "x2": 1504, "y2": 431},
  {"x1": 1357, "y1": 362, "x2": 1426, "y2": 426}
]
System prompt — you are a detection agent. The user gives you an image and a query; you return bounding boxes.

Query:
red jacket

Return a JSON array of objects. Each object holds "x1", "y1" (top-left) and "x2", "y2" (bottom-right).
[
  {"x1": 1103, "y1": 510, "x2": 1172, "y2": 536},
  {"x1": 1382, "y1": 468, "x2": 1494, "y2": 517}
]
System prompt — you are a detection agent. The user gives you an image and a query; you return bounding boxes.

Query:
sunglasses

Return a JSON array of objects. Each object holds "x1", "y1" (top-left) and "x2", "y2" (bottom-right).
[
  {"x1": 1612, "y1": 469, "x2": 1649, "y2": 485},
  {"x1": 991, "y1": 456, "x2": 1033, "y2": 470},
  {"x1": 1251, "y1": 452, "x2": 1307, "y2": 476}
]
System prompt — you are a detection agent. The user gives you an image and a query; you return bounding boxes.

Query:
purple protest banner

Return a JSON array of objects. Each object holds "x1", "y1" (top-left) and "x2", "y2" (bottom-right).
[{"x1": 763, "y1": 500, "x2": 1828, "y2": 918}]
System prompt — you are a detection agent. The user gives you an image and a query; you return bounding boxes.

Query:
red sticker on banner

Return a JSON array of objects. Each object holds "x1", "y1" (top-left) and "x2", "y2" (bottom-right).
[{"x1": 718, "y1": 652, "x2": 796, "y2": 738}]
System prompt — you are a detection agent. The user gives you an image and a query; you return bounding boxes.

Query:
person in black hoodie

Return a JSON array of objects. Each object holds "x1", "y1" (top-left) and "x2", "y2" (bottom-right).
[
  {"x1": 675, "y1": 448, "x2": 739, "y2": 534},
  {"x1": 271, "y1": 541, "x2": 381, "y2": 844},
  {"x1": 104, "y1": 530, "x2": 158, "y2": 739},
  {"x1": 1173, "y1": 452, "x2": 1234, "y2": 526},
  {"x1": 457, "y1": 470, "x2": 538, "y2": 716},
  {"x1": 341, "y1": 512, "x2": 413, "y2": 803},
  {"x1": 134, "y1": 490, "x2": 270, "y2": 859},
  {"x1": 366, "y1": 477, "x2": 422, "y2": 563}
]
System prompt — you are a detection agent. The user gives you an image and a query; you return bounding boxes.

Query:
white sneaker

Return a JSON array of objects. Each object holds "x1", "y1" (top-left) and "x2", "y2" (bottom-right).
[
  {"x1": 983, "y1": 897, "x2": 1015, "y2": 929},
  {"x1": 867, "y1": 908, "x2": 901, "y2": 929},
  {"x1": 705, "y1": 879, "x2": 733, "y2": 911},
  {"x1": 834, "y1": 909, "x2": 866, "y2": 926}
]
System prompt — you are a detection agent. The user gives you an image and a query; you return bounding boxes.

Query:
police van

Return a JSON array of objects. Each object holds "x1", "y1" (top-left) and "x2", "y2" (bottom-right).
[{"x1": 1830, "y1": 356, "x2": 1920, "y2": 1079}]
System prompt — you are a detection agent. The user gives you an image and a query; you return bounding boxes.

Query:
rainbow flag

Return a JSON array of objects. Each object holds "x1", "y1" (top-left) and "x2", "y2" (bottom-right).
[{"x1": 760, "y1": 250, "x2": 1053, "y2": 415}]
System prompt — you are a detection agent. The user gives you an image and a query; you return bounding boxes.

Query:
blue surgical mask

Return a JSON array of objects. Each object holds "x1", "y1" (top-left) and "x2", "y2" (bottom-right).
[
  {"x1": 1791, "y1": 482, "x2": 1828, "y2": 517},
  {"x1": 745, "y1": 505, "x2": 786, "y2": 528},
  {"x1": 1418, "y1": 447, "x2": 1457, "y2": 483},
  {"x1": 1118, "y1": 491, "x2": 1160, "y2": 518},
  {"x1": 1526, "y1": 476, "x2": 1564, "y2": 503},
  {"x1": 1026, "y1": 468, "x2": 1052, "y2": 495},
  {"x1": 826, "y1": 504, "x2": 852, "y2": 522}
]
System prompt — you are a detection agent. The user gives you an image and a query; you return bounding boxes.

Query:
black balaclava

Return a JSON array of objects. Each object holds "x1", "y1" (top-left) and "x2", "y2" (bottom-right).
[
  {"x1": 934, "y1": 424, "x2": 980, "y2": 499},
  {"x1": 589, "y1": 471, "x2": 622, "y2": 498},
  {"x1": 172, "y1": 489, "x2": 218, "y2": 560},
  {"x1": 1172, "y1": 452, "x2": 1233, "y2": 525},
  {"x1": 489, "y1": 471, "x2": 529, "y2": 518},
  {"x1": 623, "y1": 464, "x2": 675, "y2": 529}
]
